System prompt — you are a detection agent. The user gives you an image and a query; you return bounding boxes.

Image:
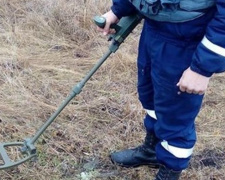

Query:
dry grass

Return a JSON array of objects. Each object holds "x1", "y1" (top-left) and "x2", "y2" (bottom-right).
[{"x1": 0, "y1": 0, "x2": 224, "y2": 180}]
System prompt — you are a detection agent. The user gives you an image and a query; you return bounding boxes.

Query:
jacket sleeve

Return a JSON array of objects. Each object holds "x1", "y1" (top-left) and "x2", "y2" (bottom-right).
[
  {"x1": 190, "y1": 0, "x2": 225, "y2": 77},
  {"x1": 111, "y1": 0, "x2": 137, "y2": 19}
]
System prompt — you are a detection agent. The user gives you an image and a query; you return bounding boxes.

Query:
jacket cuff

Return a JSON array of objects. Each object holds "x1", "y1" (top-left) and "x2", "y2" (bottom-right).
[
  {"x1": 111, "y1": 6, "x2": 122, "y2": 19},
  {"x1": 111, "y1": 0, "x2": 137, "y2": 19},
  {"x1": 190, "y1": 63, "x2": 213, "y2": 77}
]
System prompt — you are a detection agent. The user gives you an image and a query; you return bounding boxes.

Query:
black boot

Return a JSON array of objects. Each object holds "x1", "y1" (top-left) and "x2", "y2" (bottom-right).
[
  {"x1": 110, "y1": 132, "x2": 160, "y2": 168},
  {"x1": 155, "y1": 166, "x2": 182, "y2": 180}
]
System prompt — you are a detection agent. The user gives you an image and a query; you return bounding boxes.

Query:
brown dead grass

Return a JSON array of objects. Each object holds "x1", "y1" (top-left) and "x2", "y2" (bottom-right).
[{"x1": 0, "y1": 0, "x2": 224, "y2": 180}]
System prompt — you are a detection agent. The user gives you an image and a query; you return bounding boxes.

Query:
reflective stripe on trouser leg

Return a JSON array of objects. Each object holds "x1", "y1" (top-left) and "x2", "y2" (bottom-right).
[
  {"x1": 146, "y1": 109, "x2": 157, "y2": 120},
  {"x1": 144, "y1": 112, "x2": 157, "y2": 133},
  {"x1": 146, "y1": 105, "x2": 194, "y2": 159},
  {"x1": 146, "y1": 109, "x2": 194, "y2": 159},
  {"x1": 144, "y1": 110, "x2": 157, "y2": 133},
  {"x1": 161, "y1": 140, "x2": 194, "y2": 158}
]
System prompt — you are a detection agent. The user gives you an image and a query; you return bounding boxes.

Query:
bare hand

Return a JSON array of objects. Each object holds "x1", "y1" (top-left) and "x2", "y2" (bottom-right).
[
  {"x1": 177, "y1": 67, "x2": 210, "y2": 95},
  {"x1": 97, "y1": 10, "x2": 119, "y2": 35}
]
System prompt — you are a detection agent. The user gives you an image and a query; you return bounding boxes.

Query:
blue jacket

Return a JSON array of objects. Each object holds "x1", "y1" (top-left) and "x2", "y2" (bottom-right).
[{"x1": 111, "y1": 0, "x2": 225, "y2": 77}]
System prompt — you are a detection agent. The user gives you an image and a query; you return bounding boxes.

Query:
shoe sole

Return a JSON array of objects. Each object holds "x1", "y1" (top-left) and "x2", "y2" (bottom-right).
[{"x1": 110, "y1": 157, "x2": 160, "y2": 169}]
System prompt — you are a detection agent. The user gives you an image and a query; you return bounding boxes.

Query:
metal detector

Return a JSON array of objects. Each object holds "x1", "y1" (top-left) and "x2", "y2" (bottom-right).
[{"x1": 0, "y1": 13, "x2": 143, "y2": 170}]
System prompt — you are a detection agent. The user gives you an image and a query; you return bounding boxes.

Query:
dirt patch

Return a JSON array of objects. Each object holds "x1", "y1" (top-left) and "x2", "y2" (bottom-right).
[{"x1": 190, "y1": 148, "x2": 225, "y2": 170}]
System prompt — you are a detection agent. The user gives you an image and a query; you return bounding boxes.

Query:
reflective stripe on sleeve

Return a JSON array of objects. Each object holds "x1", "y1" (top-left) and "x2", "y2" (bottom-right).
[
  {"x1": 201, "y1": 36, "x2": 225, "y2": 57},
  {"x1": 161, "y1": 140, "x2": 194, "y2": 158},
  {"x1": 145, "y1": 109, "x2": 157, "y2": 120}
]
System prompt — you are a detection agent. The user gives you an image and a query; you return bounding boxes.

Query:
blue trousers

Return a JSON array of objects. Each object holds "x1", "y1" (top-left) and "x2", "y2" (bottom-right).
[{"x1": 137, "y1": 14, "x2": 213, "y2": 171}]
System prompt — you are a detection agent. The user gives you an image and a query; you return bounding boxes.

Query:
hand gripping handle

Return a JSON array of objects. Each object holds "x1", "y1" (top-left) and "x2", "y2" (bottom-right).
[{"x1": 93, "y1": 16, "x2": 121, "y2": 32}]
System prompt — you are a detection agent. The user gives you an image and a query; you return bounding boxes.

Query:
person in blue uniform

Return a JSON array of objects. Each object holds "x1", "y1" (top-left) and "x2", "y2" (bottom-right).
[{"x1": 97, "y1": 0, "x2": 225, "y2": 179}]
